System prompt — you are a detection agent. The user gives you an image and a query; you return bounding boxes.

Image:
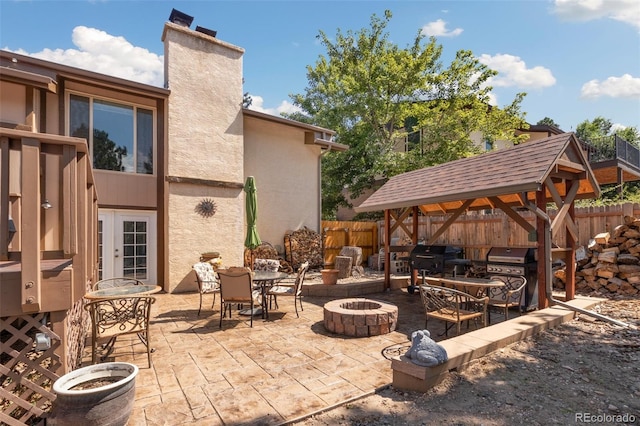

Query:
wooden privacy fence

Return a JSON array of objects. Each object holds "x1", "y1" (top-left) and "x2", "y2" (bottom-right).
[
  {"x1": 382, "y1": 203, "x2": 640, "y2": 260},
  {"x1": 322, "y1": 221, "x2": 378, "y2": 267}
]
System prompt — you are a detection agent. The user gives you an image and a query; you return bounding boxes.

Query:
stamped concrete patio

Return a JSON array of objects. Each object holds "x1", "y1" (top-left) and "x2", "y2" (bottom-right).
[{"x1": 81, "y1": 278, "x2": 596, "y2": 425}]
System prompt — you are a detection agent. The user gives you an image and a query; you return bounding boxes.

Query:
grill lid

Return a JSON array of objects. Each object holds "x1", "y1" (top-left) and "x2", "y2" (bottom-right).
[{"x1": 487, "y1": 247, "x2": 536, "y2": 264}]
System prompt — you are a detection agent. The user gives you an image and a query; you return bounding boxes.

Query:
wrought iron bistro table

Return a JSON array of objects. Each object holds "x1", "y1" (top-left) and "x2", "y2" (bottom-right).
[
  {"x1": 83, "y1": 284, "x2": 161, "y2": 364},
  {"x1": 437, "y1": 276, "x2": 506, "y2": 324},
  {"x1": 239, "y1": 271, "x2": 288, "y2": 318},
  {"x1": 84, "y1": 284, "x2": 162, "y2": 300},
  {"x1": 437, "y1": 276, "x2": 505, "y2": 297}
]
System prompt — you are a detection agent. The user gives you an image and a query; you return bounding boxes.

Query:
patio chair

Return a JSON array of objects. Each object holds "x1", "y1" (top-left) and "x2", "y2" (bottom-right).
[
  {"x1": 192, "y1": 261, "x2": 221, "y2": 316},
  {"x1": 217, "y1": 268, "x2": 261, "y2": 328},
  {"x1": 419, "y1": 284, "x2": 488, "y2": 336},
  {"x1": 84, "y1": 296, "x2": 156, "y2": 368},
  {"x1": 267, "y1": 261, "x2": 309, "y2": 317},
  {"x1": 92, "y1": 277, "x2": 145, "y2": 291},
  {"x1": 487, "y1": 275, "x2": 527, "y2": 320}
]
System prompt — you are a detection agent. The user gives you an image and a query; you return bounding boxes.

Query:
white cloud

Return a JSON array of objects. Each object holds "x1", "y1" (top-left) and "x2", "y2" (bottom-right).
[
  {"x1": 580, "y1": 74, "x2": 640, "y2": 98},
  {"x1": 247, "y1": 95, "x2": 304, "y2": 116},
  {"x1": 611, "y1": 123, "x2": 628, "y2": 132},
  {"x1": 8, "y1": 26, "x2": 164, "y2": 87},
  {"x1": 421, "y1": 19, "x2": 463, "y2": 37},
  {"x1": 477, "y1": 54, "x2": 556, "y2": 88},
  {"x1": 553, "y1": 0, "x2": 640, "y2": 30}
]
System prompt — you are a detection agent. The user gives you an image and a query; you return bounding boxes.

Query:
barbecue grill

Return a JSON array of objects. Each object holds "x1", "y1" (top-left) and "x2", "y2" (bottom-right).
[
  {"x1": 486, "y1": 247, "x2": 538, "y2": 311},
  {"x1": 407, "y1": 245, "x2": 466, "y2": 293}
]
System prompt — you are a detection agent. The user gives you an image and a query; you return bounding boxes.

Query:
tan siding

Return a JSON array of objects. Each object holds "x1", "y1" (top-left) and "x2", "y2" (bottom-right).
[
  {"x1": 93, "y1": 171, "x2": 157, "y2": 208},
  {"x1": 244, "y1": 116, "x2": 321, "y2": 251}
]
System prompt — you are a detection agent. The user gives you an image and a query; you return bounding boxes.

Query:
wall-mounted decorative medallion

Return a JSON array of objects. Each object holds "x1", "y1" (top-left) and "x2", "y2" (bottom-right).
[{"x1": 195, "y1": 198, "x2": 217, "y2": 218}]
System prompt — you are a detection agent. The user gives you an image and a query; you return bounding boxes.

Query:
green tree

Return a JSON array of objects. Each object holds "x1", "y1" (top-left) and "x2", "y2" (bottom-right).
[
  {"x1": 537, "y1": 117, "x2": 560, "y2": 128},
  {"x1": 617, "y1": 126, "x2": 640, "y2": 145},
  {"x1": 290, "y1": 10, "x2": 528, "y2": 218},
  {"x1": 92, "y1": 129, "x2": 127, "y2": 171},
  {"x1": 576, "y1": 116, "x2": 640, "y2": 146},
  {"x1": 576, "y1": 116, "x2": 613, "y2": 142}
]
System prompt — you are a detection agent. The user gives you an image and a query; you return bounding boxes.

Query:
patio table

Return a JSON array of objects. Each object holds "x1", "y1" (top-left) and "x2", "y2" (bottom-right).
[
  {"x1": 84, "y1": 284, "x2": 162, "y2": 300},
  {"x1": 239, "y1": 271, "x2": 288, "y2": 318}
]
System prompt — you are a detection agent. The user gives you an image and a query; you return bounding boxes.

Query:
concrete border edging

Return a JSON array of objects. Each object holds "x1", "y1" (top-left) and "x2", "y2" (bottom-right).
[{"x1": 391, "y1": 296, "x2": 604, "y2": 392}]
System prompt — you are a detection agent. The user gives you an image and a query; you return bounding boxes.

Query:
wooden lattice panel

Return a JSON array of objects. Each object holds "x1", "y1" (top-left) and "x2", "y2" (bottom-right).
[
  {"x1": 1, "y1": 314, "x2": 61, "y2": 425},
  {"x1": 64, "y1": 296, "x2": 89, "y2": 372}
]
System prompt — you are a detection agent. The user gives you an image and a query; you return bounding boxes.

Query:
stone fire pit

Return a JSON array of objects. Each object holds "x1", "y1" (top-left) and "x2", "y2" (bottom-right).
[{"x1": 323, "y1": 298, "x2": 398, "y2": 337}]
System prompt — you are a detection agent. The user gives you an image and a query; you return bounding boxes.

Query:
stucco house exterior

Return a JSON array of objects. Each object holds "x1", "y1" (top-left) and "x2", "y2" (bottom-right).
[{"x1": 0, "y1": 18, "x2": 345, "y2": 297}]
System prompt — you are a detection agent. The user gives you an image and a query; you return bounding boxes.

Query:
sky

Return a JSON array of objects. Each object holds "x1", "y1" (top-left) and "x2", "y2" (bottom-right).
[{"x1": 1, "y1": 0, "x2": 639, "y2": 133}]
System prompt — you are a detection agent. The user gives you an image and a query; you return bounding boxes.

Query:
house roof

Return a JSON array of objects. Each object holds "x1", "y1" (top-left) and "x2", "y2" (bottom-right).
[
  {"x1": 355, "y1": 132, "x2": 600, "y2": 214},
  {"x1": 243, "y1": 108, "x2": 348, "y2": 152},
  {"x1": 1, "y1": 50, "x2": 170, "y2": 98}
]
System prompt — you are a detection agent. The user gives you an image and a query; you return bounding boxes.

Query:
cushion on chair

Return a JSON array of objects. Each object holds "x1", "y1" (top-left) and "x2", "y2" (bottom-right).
[
  {"x1": 268, "y1": 285, "x2": 295, "y2": 295},
  {"x1": 193, "y1": 262, "x2": 219, "y2": 292},
  {"x1": 253, "y1": 258, "x2": 280, "y2": 272}
]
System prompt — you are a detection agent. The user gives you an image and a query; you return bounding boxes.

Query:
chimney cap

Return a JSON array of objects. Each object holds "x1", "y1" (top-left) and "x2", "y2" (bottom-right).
[
  {"x1": 195, "y1": 25, "x2": 217, "y2": 38},
  {"x1": 169, "y1": 8, "x2": 194, "y2": 27}
]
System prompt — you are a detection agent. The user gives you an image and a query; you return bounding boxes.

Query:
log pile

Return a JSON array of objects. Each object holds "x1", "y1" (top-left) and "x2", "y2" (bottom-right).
[
  {"x1": 555, "y1": 215, "x2": 640, "y2": 296},
  {"x1": 244, "y1": 242, "x2": 293, "y2": 273},
  {"x1": 284, "y1": 227, "x2": 324, "y2": 270}
]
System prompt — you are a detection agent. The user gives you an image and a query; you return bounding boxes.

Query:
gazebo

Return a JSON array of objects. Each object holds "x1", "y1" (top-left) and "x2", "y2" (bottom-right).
[{"x1": 354, "y1": 132, "x2": 601, "y2": 309}]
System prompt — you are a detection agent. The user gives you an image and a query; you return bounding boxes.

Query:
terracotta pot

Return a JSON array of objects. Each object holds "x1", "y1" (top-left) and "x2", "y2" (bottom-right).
[
  {"x1": 49, "y1": 362, "x2": 138, "y2": 426},
  {"x1": 321, "y1": 269, "x2": 339, "y2": 285}
]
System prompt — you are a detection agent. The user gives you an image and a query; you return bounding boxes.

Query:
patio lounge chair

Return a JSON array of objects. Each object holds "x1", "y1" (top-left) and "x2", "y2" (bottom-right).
[
  {"x1": 217, "y1": 268, "x2": 261, "y2": 328},
  {"x1": 193, "y1": 261, "x2": 220, "y2": 316},
  {"x1": 267, "y1": 261, "x2": 309, "y2": 317},
  {"x1": 420, "y1": 284, "x2": 488, "y2": 336}
]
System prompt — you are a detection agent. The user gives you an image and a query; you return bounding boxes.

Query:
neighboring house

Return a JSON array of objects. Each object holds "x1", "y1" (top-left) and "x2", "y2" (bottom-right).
[{"x1": 0, "y1": 17, "x2": 346, "y2": 295}]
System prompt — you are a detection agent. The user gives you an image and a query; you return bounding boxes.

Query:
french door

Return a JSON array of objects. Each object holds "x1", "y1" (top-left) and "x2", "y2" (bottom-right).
[{"x1": 98, "y1": 210, "x2": 157, "y2": 284}]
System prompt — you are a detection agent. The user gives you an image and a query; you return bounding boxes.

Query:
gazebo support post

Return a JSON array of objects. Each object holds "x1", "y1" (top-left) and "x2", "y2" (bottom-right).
[
  {"x1": 536, "y1": 187, "x2": 550, "y2": 310},
  {"x1": 565, "y1": 180, "x2": 576, "y2": 301},
  {"x1": 384, "y1": 209, "x2": 391, "y2": 290}
]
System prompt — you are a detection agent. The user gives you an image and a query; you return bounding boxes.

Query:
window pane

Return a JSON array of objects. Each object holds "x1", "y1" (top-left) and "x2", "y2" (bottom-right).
[
  {"x1": 137, "y1": 109, "x2": 154, "y2": 174},
  {"x1": 69, "y1": 95, "x2": 90, "y2": 140},
  {"x1": 93, "y1": 99, "x2": 134, "y2": 172}
]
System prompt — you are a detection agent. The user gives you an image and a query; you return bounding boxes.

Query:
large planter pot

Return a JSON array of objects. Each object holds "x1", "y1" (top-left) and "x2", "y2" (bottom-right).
[
  {"x1": 321, "y1": 269, "x2": 339, "y2": 285},
  {"x1": 49, "y1": 362, "x2": 139, "y2": 426}
]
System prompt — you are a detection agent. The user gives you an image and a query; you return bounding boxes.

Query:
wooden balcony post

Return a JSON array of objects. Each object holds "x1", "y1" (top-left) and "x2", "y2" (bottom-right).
[
  {"x1": 1, "y1": 137, "x2": 9, "y2": 260},
  {"x1": 21, "y1": 137, "x2": 41, "y2": 312}
]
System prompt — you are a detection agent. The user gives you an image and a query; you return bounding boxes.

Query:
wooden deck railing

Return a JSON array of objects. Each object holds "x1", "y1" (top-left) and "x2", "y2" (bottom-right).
[{"x1": 0, "y1": 128, "x2": 98, "y2": 315}]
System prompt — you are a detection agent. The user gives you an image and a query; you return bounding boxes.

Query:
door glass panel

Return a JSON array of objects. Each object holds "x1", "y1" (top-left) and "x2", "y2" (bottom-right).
[{"x1": 121, "y1": 219, "x2": 148, "y2": 280}]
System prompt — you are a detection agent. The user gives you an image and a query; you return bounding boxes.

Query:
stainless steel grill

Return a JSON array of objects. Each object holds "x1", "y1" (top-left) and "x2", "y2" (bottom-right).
[{"x1": 486, "y1": 247, "x2": 538, "y2": 311}]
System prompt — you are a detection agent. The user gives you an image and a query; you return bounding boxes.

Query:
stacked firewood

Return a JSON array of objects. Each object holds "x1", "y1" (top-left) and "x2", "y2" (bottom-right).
[
  {"x1": 284, "y1": 227, "x2": 324, "y2": 270},
  {"x1": 244, "y1": 242, "x2": 293, "y2": 273},
  {"x1": 555, "y1": 215, "x2": 640, "y2": 296}
]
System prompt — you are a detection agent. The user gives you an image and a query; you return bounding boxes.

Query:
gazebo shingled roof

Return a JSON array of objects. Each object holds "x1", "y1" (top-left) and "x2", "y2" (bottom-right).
[{"x1": 355, "y1": 132, "x2": 600, "y2": 215}]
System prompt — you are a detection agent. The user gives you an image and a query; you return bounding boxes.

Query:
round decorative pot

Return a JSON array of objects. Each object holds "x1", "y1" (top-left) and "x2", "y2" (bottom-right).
[
  {"x1": 321, "y1": 269, "x2": 339, "y2": 285},
  {"x1": 49, "y1": 362, "x2": 139, "y2": 426}
]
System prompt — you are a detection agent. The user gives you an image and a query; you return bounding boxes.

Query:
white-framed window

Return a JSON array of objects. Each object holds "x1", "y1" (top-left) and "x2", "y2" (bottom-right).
[{"x1": 67, "y1": 93, "x2": 156, "y2": 175}]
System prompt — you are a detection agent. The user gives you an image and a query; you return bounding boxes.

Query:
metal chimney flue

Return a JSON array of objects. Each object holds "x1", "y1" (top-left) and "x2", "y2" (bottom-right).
[{"x1": 169, "y1": 9, "x2": 194, "y2": 28}]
